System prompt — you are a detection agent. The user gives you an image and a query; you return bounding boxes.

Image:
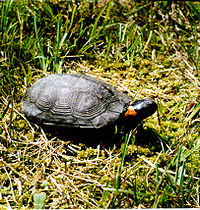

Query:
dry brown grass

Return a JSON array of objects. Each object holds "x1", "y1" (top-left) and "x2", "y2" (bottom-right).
[{"x1": 1, "y1": 1, "x2": 200, "y2": 208}]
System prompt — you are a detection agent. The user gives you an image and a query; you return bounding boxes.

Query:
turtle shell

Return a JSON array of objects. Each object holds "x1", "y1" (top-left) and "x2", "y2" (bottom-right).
[{"x1": 21, "y1": 74, "x2": 132, "y2": 129}]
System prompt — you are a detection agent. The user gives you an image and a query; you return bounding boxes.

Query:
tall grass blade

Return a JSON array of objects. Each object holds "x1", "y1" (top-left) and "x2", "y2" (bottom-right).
[
  {"x1": 54, "y1": 15, "x2": 62, "y2": 73},
  {"x1": 103, "y1": 1, "x2": 111, "y2": 27},
  {"x1": 132, "y1": 178, "x2": 138, "y2": 205},
  {"x1": 102, "y1": 36, "x2": 112, "y2": 67},
  {"x1": 175, "y1": 146, "x2": 182, "y2": 183},
  {"x1": 54, "y1": 6, "x2": 78, "y2": 73},
  {"x1": 33, "y1": 12, "x2": 46, "y2": 71},
  {"x1": 177, "y1": 161, "x2": 185, "y2": 186},
  {"x1": 186, "y1": 2, "x2": 200, "y2": 21},
  {"x1": 141, "y1": 30, "x2": 152, "y2": 54},
  {"x1": 67, "y1": 4, "x2": 77, "y2": 36},
  {"x1": 78, "y1": 5, "x2": 107, "y2": 54},
  {"x1": 155, "y1": 162, "x2": 159, "y2": 184},
  {"x1": 0, "y1": 0, "x2": 13, "y2": 37},
  {"x1": 90, "y1": 5, "x2": 107, "y2": 38},
  {"x1": 181, "y1": 141, "x2": 200, "y2": 162},
  {"x1": 99, "y1": 181, "x2": 110, "y2": 208},
  {"x1": 116, "y1": 132, "x2": 132, "y2": 189},
  {"x1": 185, "y1": 101, "x2": 200, "y2": 122},
  {"x1": 108, "y1": 132, "x2": 133, "y2": 208}
]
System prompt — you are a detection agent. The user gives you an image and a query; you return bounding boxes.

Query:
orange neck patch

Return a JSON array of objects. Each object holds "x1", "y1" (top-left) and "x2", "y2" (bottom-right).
[{"x1": 124, "y1": 106, "x2": 137, "y2": 117}]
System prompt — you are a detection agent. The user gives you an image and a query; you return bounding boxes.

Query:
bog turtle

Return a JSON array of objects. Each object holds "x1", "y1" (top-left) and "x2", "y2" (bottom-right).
[{"x1": 21, "y1": 74, "x2": 157, "y2": 131}]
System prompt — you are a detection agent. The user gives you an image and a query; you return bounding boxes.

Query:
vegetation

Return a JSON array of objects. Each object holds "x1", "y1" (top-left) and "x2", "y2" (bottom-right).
[{"x1": 0, "y1": 0, "x2": 200, "y2": 208}]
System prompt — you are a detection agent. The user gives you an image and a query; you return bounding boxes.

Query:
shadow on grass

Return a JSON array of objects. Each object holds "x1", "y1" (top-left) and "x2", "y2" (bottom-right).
[
  {"x1": 39, "y1": 123, "x2": 164, "y2": 152},
  {"x1": 135, "y1": 124, "x2": 166, "y2": 152}
]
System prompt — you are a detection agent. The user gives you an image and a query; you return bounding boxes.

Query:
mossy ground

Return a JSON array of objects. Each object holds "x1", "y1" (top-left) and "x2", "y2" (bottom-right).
[{"x1": 0, "y1": 1, "x2": 200, "y2": 209}]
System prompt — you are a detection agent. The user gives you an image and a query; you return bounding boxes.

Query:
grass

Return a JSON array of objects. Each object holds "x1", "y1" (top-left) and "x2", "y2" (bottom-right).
[{"x1": 0, "y1": 0, "x2": 200, "y2": 208}]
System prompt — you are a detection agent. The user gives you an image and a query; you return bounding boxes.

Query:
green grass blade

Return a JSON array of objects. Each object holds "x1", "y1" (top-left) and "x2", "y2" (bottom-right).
[
  {"x1": 54, "y1": 15, "x2": 62, "y2": 73},
  {"x1": 102, "y1": 36, "x2": 112, "y2": 67},
  {"x1": 141, "y1": 30, "x2": 152, "y2": 54},
  {"x1": 132, "y1": 177, "x2": 138, "y2": 205},
  {"x1": 78, "y1": 5, "x2": 106, "y2": 55},
  {"x1": 33, "y1": 11, "x2": 46, "y2": 71},
  {"x1": 116, "y1": 133, "x2": 131, "y2": 189},
  {"x1": 0, "y1": 0, "x2": 14, "y2": 39},
  {"x1": 186, "y1": 2, "x2": 200, "y2": 20},
  {"x1": 103, "y1": 1, "x2": 111, "y2": 27},
  {"x1": 155, "y1": 162, "x2": 159, "y2": 184},
  {"x1": 181, "y1": 141, "x2": 200, "y2": 162},
  {"x1": 67, "y1": 4, "x2": 77, "y2": 36},
  {"x1": 175, "y1": 146, "x2": 182, "y2": 183},
  {"x1": 185, "y1": 101, "x2": 200, "y2": 122},
  {"x1": 99, "y1": 181, "x2": 110, "y2": 208},
  {"x1": 90, "y1": 5, "x2": 107, "y2": 38}
]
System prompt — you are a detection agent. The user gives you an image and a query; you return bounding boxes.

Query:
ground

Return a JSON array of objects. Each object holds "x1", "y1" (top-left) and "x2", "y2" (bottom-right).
[{"x1": 0, "y1": 1, "x2": 200, "y2": 208}]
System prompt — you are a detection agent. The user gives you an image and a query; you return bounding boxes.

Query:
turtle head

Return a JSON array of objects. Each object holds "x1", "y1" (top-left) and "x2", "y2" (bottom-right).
[{"x1": 124, "y1": 99, "x2": 157, "y2": 122}]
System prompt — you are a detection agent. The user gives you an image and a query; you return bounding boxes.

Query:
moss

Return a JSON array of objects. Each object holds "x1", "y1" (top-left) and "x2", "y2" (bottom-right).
[{"x1": 1, "y1": 0, "x2": 200, "y2": 208}]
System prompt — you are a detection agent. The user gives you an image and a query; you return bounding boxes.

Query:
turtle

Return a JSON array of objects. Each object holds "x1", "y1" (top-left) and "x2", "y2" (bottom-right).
[{"x1": 21, "y1": 73, "x2": 157, "y2": 133}]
